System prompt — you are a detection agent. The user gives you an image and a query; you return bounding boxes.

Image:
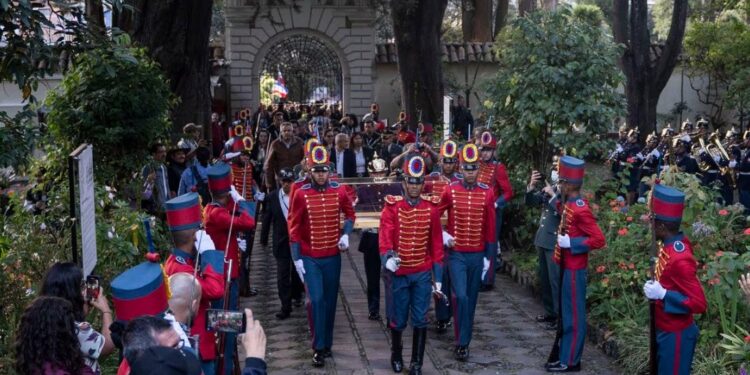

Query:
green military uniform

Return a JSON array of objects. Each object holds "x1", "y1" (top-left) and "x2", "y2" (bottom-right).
[{"x1": 525, "y1": 188, "x2": 561, "y2": 322}]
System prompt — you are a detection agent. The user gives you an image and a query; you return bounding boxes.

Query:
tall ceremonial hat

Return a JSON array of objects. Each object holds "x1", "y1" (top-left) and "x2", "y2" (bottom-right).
[
  {"x1": 651, "y1": 184, "x2": 685, "y2": 223},
  {"x1": 459, "y1": 143, "x2": 480, "y2": 170},
  {"x1": 207, "y1": 162, "x2": 232, "y2": 194},
  {"x1": 304, "y1": 138, "x2": 319, "y2": 156},
  {"x1": 480, "y1": 131, "x2": 497, "y2": 149},
  {"x1": 440, "y1": 140, "x2": 458, "y2": 163},
  {"x1": 111, "y1": 259, "x2": 169, "y2": 321},
  {"x1": 199, "y1": 249, "x2": 225, "y2": 275},
  {"x1": 402, "y1": 155, "x2": 426, "y2": 184},
  {"x1": 165, "y1": 193, "x2": 202, "y2": 232},
  {"x1": 309, "y1": 145, "x2": 330, "y2": 172},
  {"x1": 558, "y1": 155, "x2": 585, "y2": 186}
]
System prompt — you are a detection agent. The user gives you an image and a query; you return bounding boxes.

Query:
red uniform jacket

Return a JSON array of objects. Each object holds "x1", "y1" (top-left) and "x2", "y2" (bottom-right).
[
  {"x1": 654, "y1": 235, "x2": 707, "y2": 332},
  {"x1": 164, "y1": 249, "x2": 225, "y2": 361},
  {"x1": 379, "y1": 195, "x2": 444, "y2": 275},
  {"x1": 289, "y1": 182, "x2": 356, "y2": 258},
  {"x1": 231, "y1": 163, "x2": 255, "y2": 200},
  {"x1": 425, "y1": 171, "x2": 462, "y2": 197},
  {"x1": 478, "y1": 160, "x2": 514, "y2": 207},
  {"x1": 439, "y1": 182, "x2": 496, "y2": 253},
  {"x1": 554, "y1": 197, "x2": 606, "y2": 270},
  {"x1": 203, "y1": 201, "x2": 256, "y2": 278}
]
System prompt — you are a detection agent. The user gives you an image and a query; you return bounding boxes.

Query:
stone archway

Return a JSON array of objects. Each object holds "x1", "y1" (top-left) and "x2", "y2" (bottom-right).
[{"x1": 224, "y1": 1, "x2": 376, "y2": 117}]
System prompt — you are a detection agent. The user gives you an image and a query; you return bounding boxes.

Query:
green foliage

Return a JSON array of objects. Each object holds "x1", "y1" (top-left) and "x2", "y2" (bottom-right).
[
  {"x1": 45, "y1": 45, "x2": 173, "y2": 185},
  {"x1": 486, "y1": 6, "x2": 625, "y2": 172},
  {"x1": 571, "y1": 4, "x2": 605, "y2": 27}
]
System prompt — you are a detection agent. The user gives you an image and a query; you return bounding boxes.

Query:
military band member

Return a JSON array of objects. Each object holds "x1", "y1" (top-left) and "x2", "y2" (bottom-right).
[
  {"x1": 723, "y1": 127, "x2": 741, "y2": 205},
  {"x1": 643, "y1": 184, "x2": 707, "y2": 375},
  {"x1": 637, "y1": 132, "x2": 662, "y2": 198},
  {"x1": 526, "y1": 165, "x2": 561, "y2": 330},
  {"x1": 288, "y1": 145, "x2": 356, "y2": 367},
  {"x1": 670, "y1": 135, "x2": 699, "y2": 174},
  {"x1": 427, "y1": 140, "x2": 462, "y2": 333},
  {"x1": 546, "y1": 156, "x2": 606, "y2": 373},
  {"x1": 609, "y1": 124, "x2": 629, "y2": 178},
  {"x1": 439, "y1": 143, "x2": 496, "y2": 361},
  {"x1": 737, "y1": 131, "x2": 750, "y2": 213},
  {"x1": 621, "y1": 129, "x2": 643, "y2": 205},
  {"x1": 680, "y1": 120, "x2": 694, "y2": 135},
  {"x1": 380, "y1": 155, "x2": 444, "y2": 375},
  {"x1": 163, "y1": 193, "x2": 225, "y2": 374},
  {"x1": 203, "y1": 163, "x2": 257, "y2": 375}
]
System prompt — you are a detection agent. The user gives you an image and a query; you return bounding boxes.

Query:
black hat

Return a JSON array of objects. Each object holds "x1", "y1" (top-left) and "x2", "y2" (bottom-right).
[
  {"x1": 129, "y1": 347, "x2": 202, "y2": 375},
  {"x1": 279, "y1": 168, "x2": 295, "y2": 182}
]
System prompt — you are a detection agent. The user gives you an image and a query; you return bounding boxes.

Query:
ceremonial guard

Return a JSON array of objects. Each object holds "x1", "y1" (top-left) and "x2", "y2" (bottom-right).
[
  {"x1": 477, "y1": 131, "x2": 513, "y2": 289},
  {"x1": 380, "y1": 155, "x2": 444, "y2": 374},
  {"x1": 203, "y1": 163, "x2": 257, "y2": 375},
  {"x1": 643, "y1": 184, "x2": 707, "y2": 375},
  {"x1": 637, "y1": 132, "x2": 662, "y2": 198},
  {"x1": 438, "y1": 143, "x2": 496, "y2": 361},
  {"x1": 525, "y1": 164, "x2": 561, "y2": 330},
  {"x1": 546, "y1": 156, "x2": 605, "y2": 373},
  {"x1": 163, "y1": 193, "x2": 225, "y2": 374},
  {"x1": 426, "y1": 140, "x2": 462, "y2": 332},
  {"x1": 288, "y1": 145, "x2": 356, "y2": 367}
]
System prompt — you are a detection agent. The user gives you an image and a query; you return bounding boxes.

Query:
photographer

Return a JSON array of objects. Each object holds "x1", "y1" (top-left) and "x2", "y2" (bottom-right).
[
  {"x1": 524, "y1": 168, "x2": 561, "y2": 329},
  {"x1": 40, "y1": 262, "x2": 115, "y2": 374},
  {"x1": 123, "y1": 316, "x2": 202, "y2": 375},
  {"x1": 240, "y1": 309, "x2": 268, "y2": 375}
]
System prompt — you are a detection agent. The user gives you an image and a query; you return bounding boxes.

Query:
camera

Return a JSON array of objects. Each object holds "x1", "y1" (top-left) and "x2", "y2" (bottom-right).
[
  {"x1": 85, "y1": 275, "x2": 100, "y2": 302},
  {"x1": 206, "y1": 309, "x2": 246, "y2": 333}
]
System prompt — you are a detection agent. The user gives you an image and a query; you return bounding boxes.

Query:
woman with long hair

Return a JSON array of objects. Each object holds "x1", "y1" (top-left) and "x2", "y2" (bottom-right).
[
  {"x1": 349, "y1": 132, "x2": 373, "y2": 178},
  {"x1": 40, "y1": 263, "x2": 114, "y2": 374},
  {"x1": 15, "y1": 296, "x2": 94, "y2": 375}
]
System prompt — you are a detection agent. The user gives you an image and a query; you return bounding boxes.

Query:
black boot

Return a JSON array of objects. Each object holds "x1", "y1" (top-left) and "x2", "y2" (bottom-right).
[
  {"x1": 409, "y1": 327, "x2": 427, "y2": 375},
  {"x1": 390, "y1": 329, "x2": 404, "y2": 373}
]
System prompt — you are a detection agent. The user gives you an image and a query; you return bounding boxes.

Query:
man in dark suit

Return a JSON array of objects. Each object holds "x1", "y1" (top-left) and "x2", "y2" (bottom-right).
[
  {"x1": 330, "y1": 133, "x2": 358, "y2": 177},
  {"x1": 260, "y1": 167, "x2": 303, "y2": 319}
]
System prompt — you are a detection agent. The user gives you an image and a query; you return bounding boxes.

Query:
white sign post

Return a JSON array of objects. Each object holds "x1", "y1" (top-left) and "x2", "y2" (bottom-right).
[
  {"x1": 443, "y1": 95, "x2": 452, "y2": 140},
  {"x1": 69, "y1": 144, "x2": 97, "y2": 276}
]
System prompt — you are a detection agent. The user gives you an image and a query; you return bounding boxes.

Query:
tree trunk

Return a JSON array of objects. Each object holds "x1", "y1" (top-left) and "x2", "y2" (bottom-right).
[
  {"x1": 518, "y1": 0, "x2": 536, "y2": 17},
  {"x1": 85, "y1": 0, "x2": 105, "y2": 34},
  {"x1": 494, "y1": 0, "x2": 509, "y2": 36},
  {"x1": 391, "y1": 0, "x2": 448, "y2": 128},
  {"x1": 117, "y1": 0, "x2": 213, "y2": 134},
  {"x1": 462, "y1": 0, "x2": 492, "y2": 42},
  {"x1": 613, "y1": 0, "x2": 688, "y2": 137}
]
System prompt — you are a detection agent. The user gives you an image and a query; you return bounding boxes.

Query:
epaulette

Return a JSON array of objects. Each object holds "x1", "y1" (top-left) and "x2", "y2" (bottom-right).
[
  {"x1": 384, "y1": 195, "x2": 403, "y2": 205},
  {"x1": 449, "y1": 181, "x2": 461, "y2": 186},
  {"x1": 575, "y1": 198, "x2": 586, "y2": 208},
  {"x1": 455, "y1": 173, "x2": 464, "y2": 179},
  {"x1": 477, "y1": 182, "x2": 490, "y2": 189},
  {"x1": 294, "y1": 176, "x2": 306, "y2": 183},
  {"x1": 301, "y1": 183, "x2": 312, "y2": 190},
  {"x1": 420, "y1": 194, "x2": 441, "y2": 204},
  {"x1": 429, "y1": 171, "x2": 441, "y2": 177},
  {"x1": 330, "y1": 181, "x2": 340, "y2": 188}
]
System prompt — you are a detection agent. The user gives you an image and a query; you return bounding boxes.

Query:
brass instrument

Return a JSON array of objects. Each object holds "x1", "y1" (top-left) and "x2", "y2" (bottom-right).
[{"x1": 710, "y1": 132, "x2": 737, "y2": 188}]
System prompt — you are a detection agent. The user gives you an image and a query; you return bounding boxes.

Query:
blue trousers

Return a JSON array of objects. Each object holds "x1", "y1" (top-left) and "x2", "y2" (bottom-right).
[
  {"x1": 385, "y1": 271, "x2": 432, "y2": 331},
  {"x1": 448, "y1": 251, "x2": 484, "y2": 346},
  {"x1": 303, "y1": 254, "x2": 341, "y2": 350},
  {"x1": 657, "y1": 323, "x2": 699, "y2": 375},
  {"x1": 211, "y1": 278, "x2": 239, "y2": 375},
  {"x1": 201, "y1": 360, "x2": 215, "y2": 375},
  {"x1": 434, "y1": 264, "x2": 452, "y2": 322},
  {"x1": 559, "y1": 269, "x2": 587, "y2": 366},
  {"x1": 483, "y1": 207, "x2": 503, "y2": 286}
]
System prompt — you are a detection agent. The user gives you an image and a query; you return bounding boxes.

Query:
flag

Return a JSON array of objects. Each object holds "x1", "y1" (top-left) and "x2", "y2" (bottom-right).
[{"x1": 272, "y1": 70, "x2": 288, "y2": 99}]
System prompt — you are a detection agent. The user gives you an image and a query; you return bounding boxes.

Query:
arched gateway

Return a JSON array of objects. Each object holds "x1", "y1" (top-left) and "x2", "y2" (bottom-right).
[{"x1": 224, "y1": 0, "x2": 376, "y2": 116}]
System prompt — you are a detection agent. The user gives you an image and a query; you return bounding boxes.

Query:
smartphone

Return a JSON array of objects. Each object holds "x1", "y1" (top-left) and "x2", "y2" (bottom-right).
[
  {"x1": 206, "y1": 309, "x2": 246, "y2": 333},
  {"x1": 85, "y1": 275, "x2": 100, "y2": 302}
]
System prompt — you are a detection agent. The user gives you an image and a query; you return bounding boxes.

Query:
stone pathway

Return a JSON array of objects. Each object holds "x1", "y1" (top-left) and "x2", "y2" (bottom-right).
[{"x1": 239, "y1": 232, "x2": 622, "y2": 375}]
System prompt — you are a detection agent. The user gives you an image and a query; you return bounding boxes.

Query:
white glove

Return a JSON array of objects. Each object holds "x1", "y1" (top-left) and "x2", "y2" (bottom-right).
[
  {"x1": 481, "y1": 257, "x2": 490, "y2": 280},
  {"x1": 730, "y1": 160, "x2": 738, "y2": 168},
  {"x1": 494, "y1": 202, "x2": 498, "y2": 208},
  {"x1": 338, "y1": 234, "x2": 349, "y2": 250},
  {"x1": 636, "y1": 152, "x2": 645, "y2": 160},
  {"x1": 643, "y1": 280, "x2": 667, "y2": 300},
  {"x1": 254, "y1": 191, "x2": 266, "y2": 201},
  {"x1": 434, "y1": 282, "x2": 442, "y2": 292},
  {"x1": 229, "y1": 185, "x2": 246, "y2": 202},
  {"x1": 616, "y1": 144, "x2": 624, "y2": 153},
  {"x1": 557, "y1": 234, "x2": 571, "y2": 248},
  {"x1": 224, "y1": 151, "x2": 241, "y2": 160},
  {"x1": 713, "y1": 155, "x2": 721, "y2": 163},
  {"x1": 194, "y1": 230, "x2": 216, "y2": 253},
  {"x1": 442, "y1": 231, "x2": 455, "y2": 247},
  {"x1": 238, "y1": 237, "x2": 247, "y2": 252},
  {"x1": 649, "y1": 149, "x2": 661, "y2": 158},
  {"x1": 385, "y1": 257, "x2": 400, "y2": 272},
  {"x1": 294, "y1": 259, "x2": 305, "y2": 283}
]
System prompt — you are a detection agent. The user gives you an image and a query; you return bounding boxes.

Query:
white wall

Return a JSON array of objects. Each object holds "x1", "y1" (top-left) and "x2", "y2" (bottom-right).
[{"x1": 0, "y1": 75, "x2": 63, "y2": 116}]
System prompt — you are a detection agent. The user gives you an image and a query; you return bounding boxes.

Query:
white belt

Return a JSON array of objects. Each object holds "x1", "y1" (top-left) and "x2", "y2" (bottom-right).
[
  {"x1": 706, "y1": 170, "x2": 719, "y2": 173},
  {"x1": 739, "y1": 172, "x2": 750, "y2": 176}
]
